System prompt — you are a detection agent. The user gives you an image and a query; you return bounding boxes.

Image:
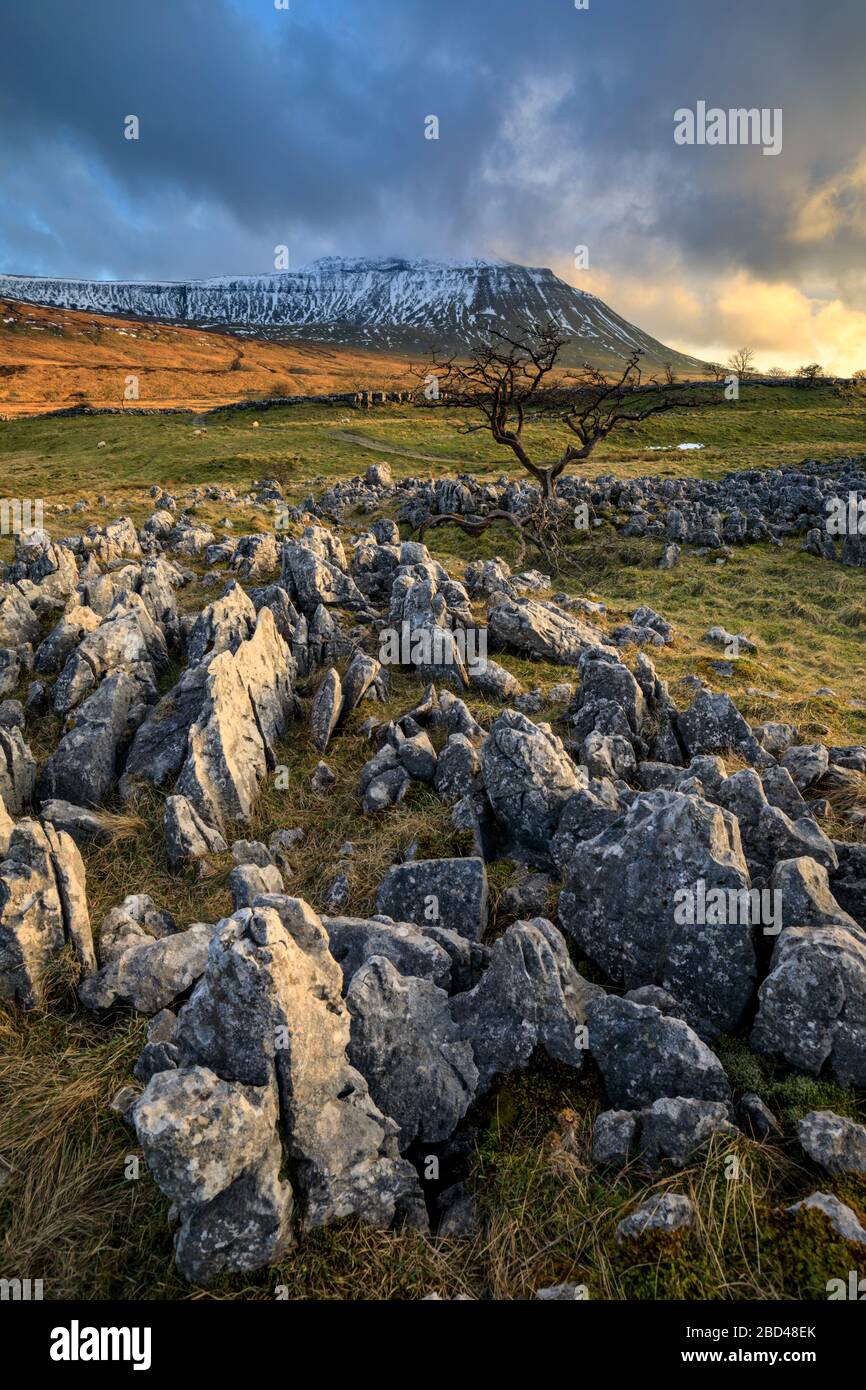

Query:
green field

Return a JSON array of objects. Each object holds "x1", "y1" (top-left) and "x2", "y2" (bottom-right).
[
  {"x1": 1, "y1": 382, "x2": 865, "y2": 509},
  {"x1": 1, "y1": 381, "x2": 866, "y2": 1300}
]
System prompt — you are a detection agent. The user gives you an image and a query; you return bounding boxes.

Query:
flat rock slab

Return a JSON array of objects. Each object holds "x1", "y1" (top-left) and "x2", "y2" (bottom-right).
[{"x1": 376, "y1": 857, "x2": 489, "y2": 941}]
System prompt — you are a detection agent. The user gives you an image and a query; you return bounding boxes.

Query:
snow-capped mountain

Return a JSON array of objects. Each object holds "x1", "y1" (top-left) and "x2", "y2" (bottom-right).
[{"x1": 0, "y1": 256, "x2": 704, "y2": 371}]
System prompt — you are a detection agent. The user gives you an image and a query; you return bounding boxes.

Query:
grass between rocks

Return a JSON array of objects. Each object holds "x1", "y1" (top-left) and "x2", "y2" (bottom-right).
[
  {"x1": 3, "y1": 972, "x2": 866, "y2": 1299},
  {"x1": 1, "y1": 390, "x2": 866, "y2": 1300}
]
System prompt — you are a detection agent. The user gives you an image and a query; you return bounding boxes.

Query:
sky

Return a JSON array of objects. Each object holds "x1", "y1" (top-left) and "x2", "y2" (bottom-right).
[{"x1": 1, "y1": 0, "x2": 865, "y2": 372}]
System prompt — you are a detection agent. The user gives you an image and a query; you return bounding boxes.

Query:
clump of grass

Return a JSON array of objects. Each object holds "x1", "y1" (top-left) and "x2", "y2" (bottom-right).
[
  {"x1": 816, "y1": 769, "x2": 866, "y2": 818},
  {"x1": 87, "y1": 809, "x2": 147, "y2": 843},
  {"x1": 838, "y1": 602, "x2": 866, "y2": 629},
  {"x1": 715, "y1": 1037, "x2": 866, "y2": 1129}
]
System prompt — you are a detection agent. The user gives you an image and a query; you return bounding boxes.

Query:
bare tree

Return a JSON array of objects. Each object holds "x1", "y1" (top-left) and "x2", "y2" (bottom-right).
[
  {"x1": 419, "y1": 323, "x2": 706, "y2": 499},
  {"x1": 411, "y1": 323, "x2": 707, "y2": 568},
  {"x1": 766, "y1": 366, "x2": 788, "y2": 379},
  {"x1": 707, "y1": 362, "x2": 726, "y2": 381},
  {"x1": 727, "y1": 346, "x2": 756, "y2": 378}
]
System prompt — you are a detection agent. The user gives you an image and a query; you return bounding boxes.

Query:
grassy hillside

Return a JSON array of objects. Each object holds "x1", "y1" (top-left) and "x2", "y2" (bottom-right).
[{"x1": 0, "y1": 299, "x2": 419, "y2": 417}]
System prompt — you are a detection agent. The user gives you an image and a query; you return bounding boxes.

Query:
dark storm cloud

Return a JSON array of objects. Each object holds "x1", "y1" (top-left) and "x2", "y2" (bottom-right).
[{"x1": 0, "y1": 0, "x2": 864, "y2": 305}]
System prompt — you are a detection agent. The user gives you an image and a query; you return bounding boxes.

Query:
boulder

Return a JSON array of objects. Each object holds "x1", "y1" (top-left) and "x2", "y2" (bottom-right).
[
  {"x1": 487, "y1": 595, "x2": 609, "y2": 665},
  {"x1": 311, "y1": 668, "x2": 342, "y2": 753},
  {"x1": 559, "y1": 789, "x2": 755, "y2": 1037},
  {"x1": 79, "y1": 923, "x2": 216, "y2": 1014},
  {"x1": 569, "y1": 649, "x2": 648, "y2": 747},
  {"x1": 121, "y1": 662, "x2": 212, "y2": 797},
  {"x1": 677, "y1": 690, "x2": 773, "y2": 767},
  {"x1": 397, "y1": 730, "x2": 438, "y2": 784},
  {"x1": 592, "y1": 1110, "x2": 639, "y2": 1166},
  {"x1": 174, "y1": 901, "x2": 424, "y2": 1231},
  {"x1": 481, "y1": 711, "x2": 581, "y2": 860},
  {"x1": 132, "y1": 1070, "x2": 293, "y2": 1285},
  {"x1": 786, "y1": 1192, "x2": 866, "y2": 1246},
  {"x1": 635, "y1": 1097, "x2": 736, "y2": 1170},
  {"x1": 168, "y1": 524, "x2": 216, "y2": 557},
  {"x1": 172, "y1": 614, "x2": 293, "y2": 825},
  {"x1": 712, "y1": 770, "x2": 837, "y2": 878},
  {"x1": 753, "y1": 722, "x2": 798, "y2": 756},
  {"x1": 132, "y1": 1066, "x2": 279, "y2": 1207},
  {"x1": 751, "y1": 924, "x2": 866, "y2": 1086},
  {"x1": 44, "y1": 821, "x2": 94, "y2": 976},
  {"x1": 831, "y1": 842, "x2": 866, "y2": 927},
  {"x1": 98, "y1": 893, "x2": 177, "y2": 966},
  {"x1": 324, "y1": 915, "x2": 454, "y2": 991},
  {"x1": 376, "y1": 857, "x2": 489, "y2": 941},
  {"x1": 615, "y1": 1193, "x2": 695, "y2": 1242},
  {"x1": 464, "y1": 558, "x2": 513, "y2": 600},
  {"x1": 346, "y1": 957, "x2": 479, "y2": 1147},
  {"x1": 229, "y1": 862, "x2": 284, "y2": 909},
  {"x1": 34, "y1": 605, "x2": 102, "y2": 675},
  {"x1": 53, "y1": 596, "x2": 168, "y2": 715},
  {"x1": 586, "y1": 995, "x2": 731, "y2": 1110},
  {"x1": 231, "y1": 533, "x2": 280, "y2": 581},
  {"x1": 0, "y1": 819, "x2": 94, "y2": 1007},
  {"x1": 231, "y1": 607, "x2": 295, "y2": 762},
  {"x1": 361, "y1": 764, "x2": 410, "y2": 812},
  {"x1": 592, "y1": 1097, "x2": 735, "y2": 1170},
  {"x1": 365, "y1": 462, "x2": 393, "y2": 487},
  {"x1": 40, "y1": 799, "x2": 112, "y2": 847},
  {"x1": 282, "y1": 533, "x2": 365, "y2": 614},
  {"x1": 582, "y1": 730, "x2": 636, "y2": 780},
  {"x1": 761, "y1": 765, "x2": 811, "y2": 820},
  {"x1": 0, "y1": 726, "x2": 37, "y2": 816},
  {"x1": 433, "y1": 733, "x2": 479, "y2": 802},
  {"x1": 769, "y1": 857, "x2": 862, "y2": 938},
  {"x1": 338, "y1": 651, "x2": 381, "y2": 723},
  {"x1": 0, "y1": 584, "x2": 40, "y2": 648},
  {"x1": 449, "y1": 918, "x2": 601, "y2": 1091},
  {"x1": 164, "y1": 795, "x2": 227, "y2": 870},
  {"x1": 798, "y1": 1110, "x2": 866, "y2": 1175},
  {"x1": 38, "y1": 671, "x2": 134, "y2": 808},
  {"x1": 466, "y1": 658, "x2": 523, "y2": 702},
  {"x1": 550, "y1": 778, "x2": 623, "y2": 868},
  {"x1": 187, "y1": 581, "x2": 257, "y2": 667},
  {"x1": 780, "y1": 743, "x2": 830, "y2": 790},
  {"x1": 175, "y1": 652, "x2": 268, "y2": 832},
  {"x1": 231, "y1": 839, "x2": 274, "y2": 869},
  {"x1": 732, "y1": 1093, "x2": 778, "y2": 1142}
]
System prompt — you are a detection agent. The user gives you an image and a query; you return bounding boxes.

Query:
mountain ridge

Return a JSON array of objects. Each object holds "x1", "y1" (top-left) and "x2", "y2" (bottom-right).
[{"x1": 0, "y1": 256, "x2": 706, "y2": 373}]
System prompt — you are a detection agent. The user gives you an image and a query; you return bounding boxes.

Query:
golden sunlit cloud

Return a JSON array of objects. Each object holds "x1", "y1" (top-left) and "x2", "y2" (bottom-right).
[{"x1": 553, "y1": 261, "x2": 866, "y2": 376}]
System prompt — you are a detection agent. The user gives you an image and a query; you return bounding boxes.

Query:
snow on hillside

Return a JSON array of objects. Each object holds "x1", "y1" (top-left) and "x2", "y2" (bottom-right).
[{"x1": 0, "y1": 257, "x2": 704, "y2": 369}]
